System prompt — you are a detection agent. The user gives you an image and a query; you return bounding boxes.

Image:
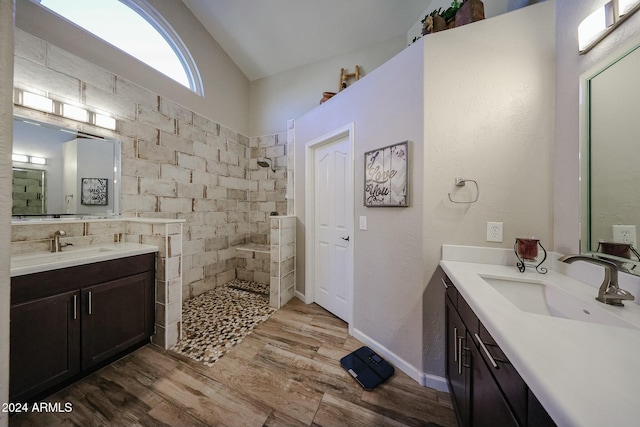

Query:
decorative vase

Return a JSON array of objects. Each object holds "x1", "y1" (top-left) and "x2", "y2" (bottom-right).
[
  {"x1": 515, "y1": 237, "x2": 547, "y2": 274},
  {"x1": 320, "y1": 92, "x2": 336, "y2": 104}
]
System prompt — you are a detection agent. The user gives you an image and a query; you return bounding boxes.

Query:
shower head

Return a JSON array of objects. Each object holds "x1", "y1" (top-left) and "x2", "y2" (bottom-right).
[{"x1": 257, "y1": 157, "x2": 275, "y2": 172}]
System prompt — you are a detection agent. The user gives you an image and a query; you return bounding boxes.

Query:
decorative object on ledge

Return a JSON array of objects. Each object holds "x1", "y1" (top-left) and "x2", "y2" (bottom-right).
[
  {"x1": 515, "y1": 237, "x2": 547, "y2": 274},
  {"x1": 421, "y1": 0, "x2": 484, "y2": 36},
  {"x1": 339, "y1": 66, "x2": 360, "y2": 92},
  {"x1": 320, "y1": 91, "x2": 336, "y2": 104},
  {"x1": 447, "y1": 178, "x2": 479, "y2": 204},
  {"x1": 455, "y1": 0, "x2": 485, "y2": 27},
  {"x1": 364, "y1": 141, "x2": 408, "y2": 207}
]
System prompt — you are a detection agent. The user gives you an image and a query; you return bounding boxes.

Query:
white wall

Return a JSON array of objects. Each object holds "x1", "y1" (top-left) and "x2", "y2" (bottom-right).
[
  {"x1": 250, "y1": 36, "x2": 408, "y2": 136},
  {"x1": 0, "y1": 1, "x2": 13, "y2": 425},
  {"x1": 422, "y1": 1, "x2": 555, "y2": 378},
  {"x1": 295, "y1": 1, "x2": 555, "y2": 387},
  {"x1": 554, "y1": 0, "x2": 640, "y2": 255},
  {"x1": 294, "y1": 41, "x2": 425, "y2": 381},
  {"x1": 14, "y1": 0, "x2": 251, "y2": 135}
]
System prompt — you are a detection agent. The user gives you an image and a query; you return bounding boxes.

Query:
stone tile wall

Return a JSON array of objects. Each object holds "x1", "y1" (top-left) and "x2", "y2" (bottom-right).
[
  {"x1": 270, "y1": 216, "x2": 296, "y2": 308},
  {"x1": 13, "y1": 28, "x2": 288, "y2": 302}
]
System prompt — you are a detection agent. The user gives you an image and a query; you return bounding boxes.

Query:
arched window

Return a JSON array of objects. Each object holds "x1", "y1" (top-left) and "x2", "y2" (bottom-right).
[{"x1": 35, "y1": 0, "x2": 204, "y2": 95}]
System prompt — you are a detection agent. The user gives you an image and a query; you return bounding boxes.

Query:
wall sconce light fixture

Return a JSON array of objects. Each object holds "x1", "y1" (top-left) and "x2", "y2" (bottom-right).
[
  {"x1": 14, "y1": 88, "x2": 117, "y2": 131},
  {"x1": 579, "y1": 0, "x2": 640, "y2": 53}
]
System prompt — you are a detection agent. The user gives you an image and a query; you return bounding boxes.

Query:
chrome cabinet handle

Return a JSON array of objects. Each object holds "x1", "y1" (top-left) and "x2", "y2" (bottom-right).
[
  {"x1": 73, "y1": 294, "x2": 77, "y2": 320},
  {"x1": 457, "y1": 336, "x2": 464, "y2": 374},
  {"x1": 475, "y1": 333, "x2": 498, "y2": 368},
  {"x1": 441, "y1": 278, "x2": 449, "y2": 289},
  {"x1": 454, "y1": 327, "x2": 458, "y2": 362},
  {"x1": 88, "y1": 291, "x2": 92, "y2": 315}
]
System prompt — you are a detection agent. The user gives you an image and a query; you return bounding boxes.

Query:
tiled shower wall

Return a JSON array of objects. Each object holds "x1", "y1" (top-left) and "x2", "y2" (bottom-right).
[
  {"x1": 248, "y1": 134, "x2": 287, "y2": 245},
  {"x1": 13, "y1": 28, "x2": 288, "y2": 299}
]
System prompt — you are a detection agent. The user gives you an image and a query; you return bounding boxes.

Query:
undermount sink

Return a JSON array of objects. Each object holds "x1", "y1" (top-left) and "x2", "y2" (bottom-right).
[{"x1": 481, "y1": 276, "x2": 638, "y2": 329}]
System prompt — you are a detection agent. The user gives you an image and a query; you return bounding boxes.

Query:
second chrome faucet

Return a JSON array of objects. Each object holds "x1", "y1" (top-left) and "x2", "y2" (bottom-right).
[
  {"x1": 558, "y1": 254, "x2": 635, "y2": 306},
  {"x1": 50, "y1": 230, "x2": 72, "y2": 253}
]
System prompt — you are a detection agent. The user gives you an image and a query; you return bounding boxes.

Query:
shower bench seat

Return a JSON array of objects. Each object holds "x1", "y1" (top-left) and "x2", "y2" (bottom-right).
[{"x1": 235, "y1": 244, "x2": 271, "y2": 286}]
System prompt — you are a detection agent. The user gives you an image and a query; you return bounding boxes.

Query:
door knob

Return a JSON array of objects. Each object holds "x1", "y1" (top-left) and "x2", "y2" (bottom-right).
[{"x1": 341, "y1": 236, "x2": 350, "y2": 241}]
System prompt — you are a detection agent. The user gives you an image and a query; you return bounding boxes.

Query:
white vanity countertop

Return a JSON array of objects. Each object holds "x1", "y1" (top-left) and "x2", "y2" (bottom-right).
[
  {"x1": 11, "y1": 217, "x2": 186, "y2": 225},
  {"x1": 11, "y1": 242, "x2": 158, "y2": 277},
  {"x1": 440, "y1": 255, "x2": 640, "y2": 427}
]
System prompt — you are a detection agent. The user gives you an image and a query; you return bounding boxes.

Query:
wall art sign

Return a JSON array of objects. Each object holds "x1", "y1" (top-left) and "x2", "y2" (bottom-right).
[
  {"x1": 81, "y1": 178, "x2": 108, "y2": 205},
  {"x1": 364, "y1": 141, "x2": 408, "y2": 207}
]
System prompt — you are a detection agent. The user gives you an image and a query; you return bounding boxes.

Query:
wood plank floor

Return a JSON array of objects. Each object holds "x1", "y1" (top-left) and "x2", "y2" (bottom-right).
[{"x1": 10, "y1": 298, "x2": 456, "y2": 427}]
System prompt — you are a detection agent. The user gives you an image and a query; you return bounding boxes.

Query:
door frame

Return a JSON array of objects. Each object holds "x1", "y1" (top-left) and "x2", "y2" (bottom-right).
[{"x1": 304, "y1": 123, "x2": 355, "y2": 328}]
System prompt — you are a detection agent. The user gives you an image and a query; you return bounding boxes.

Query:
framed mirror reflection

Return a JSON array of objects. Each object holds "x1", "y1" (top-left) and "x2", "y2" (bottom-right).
[
  {"x1": 12, "y1": 117, "x2": 121, "y2": 219},
  {"x1": 582, "y1": 38, "x2": 640, "y2": 275}
]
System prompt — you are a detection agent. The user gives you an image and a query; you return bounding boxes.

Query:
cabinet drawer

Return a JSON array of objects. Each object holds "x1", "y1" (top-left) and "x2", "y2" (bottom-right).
[
  {"x1": 12, "y1": 253, "x2": 155, "y2": 304},
  {"x1": 476, "y1": 322, "x2": 528, "y2": 426}
]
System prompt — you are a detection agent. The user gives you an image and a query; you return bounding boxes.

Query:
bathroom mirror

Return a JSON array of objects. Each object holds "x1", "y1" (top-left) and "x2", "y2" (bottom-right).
[
  {"x1": 581, "y1": 40, "x2": 640, "y2": 275},
  {"x1": 12, "y1": 116, "x2": 121, "y2": 218}
]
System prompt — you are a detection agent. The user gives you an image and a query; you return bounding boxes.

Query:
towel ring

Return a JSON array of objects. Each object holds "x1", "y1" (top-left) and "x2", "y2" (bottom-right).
[{"x1": 448, "y1": 179, "x2": 479, "y2": 204}]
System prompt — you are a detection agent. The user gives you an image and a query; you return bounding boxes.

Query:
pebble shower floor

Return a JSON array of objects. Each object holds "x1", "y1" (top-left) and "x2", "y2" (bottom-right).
[{"x1": 170, "y1": 279, "x2": 276, "y2": 366}]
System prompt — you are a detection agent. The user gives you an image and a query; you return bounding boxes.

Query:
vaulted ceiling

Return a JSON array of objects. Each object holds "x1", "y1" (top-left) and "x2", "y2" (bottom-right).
[{"x1": 182, "y1": 0, "x2": 431, "y2": 81}]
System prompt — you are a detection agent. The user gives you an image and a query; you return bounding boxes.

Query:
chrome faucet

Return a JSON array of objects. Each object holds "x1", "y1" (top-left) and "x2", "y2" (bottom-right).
[
  {"x1": 558, "y1": 254, "x2": 635, "y2": 306},
  {"x1": 51, "y1": 230, "x2": 67, "y2": 253}
]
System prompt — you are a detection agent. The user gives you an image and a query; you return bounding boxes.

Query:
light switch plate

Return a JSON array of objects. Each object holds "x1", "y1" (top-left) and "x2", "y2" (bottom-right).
[{"x1": 359, "y1": 216, "x2": 367, "y2": 230}]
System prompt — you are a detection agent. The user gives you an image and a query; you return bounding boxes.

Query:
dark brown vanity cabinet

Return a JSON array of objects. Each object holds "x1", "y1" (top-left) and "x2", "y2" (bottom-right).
[
  {"x1": 10, "y1": 290, "x2": 81, "y2": 402},
  {"x1": 10, "y1": 253, "x2": 155, "y2": 402},
  {"x1": 443, "y1": 274, "x2": 556, "y2": 427}
]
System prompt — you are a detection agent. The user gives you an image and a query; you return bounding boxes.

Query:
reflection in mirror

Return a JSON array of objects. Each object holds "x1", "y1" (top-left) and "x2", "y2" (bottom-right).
[
  {"x1": 12, "y1": 167, "x2": 46, "y2": 215},
  {"x1": 12, "y1": 117, "x2": 121, "y2": 218},
  {"x1": 583, "y1": 41, "x2": 640, "y2": 275}
]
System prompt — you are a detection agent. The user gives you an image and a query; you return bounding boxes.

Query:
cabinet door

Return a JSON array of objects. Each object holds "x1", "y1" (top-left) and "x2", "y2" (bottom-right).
[
  {"x1": 528, "y1": 389, "x2": 557, "y2": 427},
  {"x1": 10, "y1": 291, "x2": 81, "y2": 401},
  {"x1": 469, "y1": 331, "x2": 520, "y2": 427},
  {"x1": 81, "y1": 271, "x2": 154, "y2": 369},
  {"x1": 446, "y1": 298, "x2": 470, "y2": 427}
]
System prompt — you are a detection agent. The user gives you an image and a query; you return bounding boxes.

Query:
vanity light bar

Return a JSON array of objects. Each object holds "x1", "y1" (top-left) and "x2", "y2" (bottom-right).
[
  {"x1": 579, "y1": 0, "x2": 640, "y2": 53},
  {"x1": 12, "y1": 154, "x2": 29, "y2": 163},
  {"x1": 93, "y1": 113, "x2": 117, "y2": 130},
  {"x1": 619, "y1": 0, "x2": 640, "y2": 15},
  {"x1": 14, "y1": 89, "x2": 117, "y2": 131},
  {"x1": 12, "y1": 153, "x2": 47, "y2": 165},
  {"x1": 61, "y1": 103, "x2": 88, "y2": 122},
  {"x1": 21, "y1": 91, "x2": 53, "y2": 113}
]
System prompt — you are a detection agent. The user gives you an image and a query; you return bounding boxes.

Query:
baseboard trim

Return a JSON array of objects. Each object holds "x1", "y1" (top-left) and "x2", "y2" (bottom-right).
[
  {"x1": 294, "y1": 290, "x2": 308, "y2": 303},
  {"x1": 351, "y1": 328, "x2": 449, "y2": 393}
]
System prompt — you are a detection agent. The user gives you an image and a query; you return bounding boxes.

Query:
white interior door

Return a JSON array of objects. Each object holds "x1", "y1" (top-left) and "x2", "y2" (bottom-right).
[{"x1": 313, "y1": 136, "x2": 352, "y2": 321}]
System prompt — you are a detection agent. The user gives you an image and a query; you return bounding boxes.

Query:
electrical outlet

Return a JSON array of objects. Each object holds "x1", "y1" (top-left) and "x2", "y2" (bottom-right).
[
  {"x1": 487, "y1": 222, "x2": 503, "y2": 242},
  {"x1": 613, "y1": 225, "x2": 637, "y2": 248}
]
